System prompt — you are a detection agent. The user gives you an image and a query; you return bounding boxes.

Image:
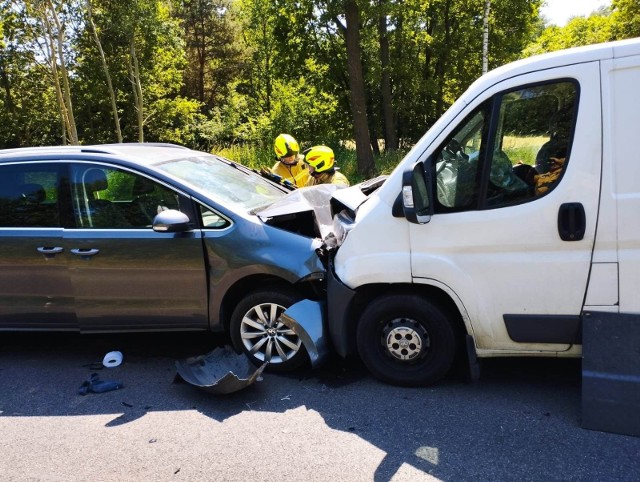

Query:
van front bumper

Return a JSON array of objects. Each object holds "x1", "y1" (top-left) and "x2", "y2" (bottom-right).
[{"x1": 326, "y1": 256, "x2": 357, "y2": 358}]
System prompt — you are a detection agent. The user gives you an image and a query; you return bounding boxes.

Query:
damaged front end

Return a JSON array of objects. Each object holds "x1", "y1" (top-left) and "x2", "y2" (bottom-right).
[{"x1": 252, "y1": 178, "x2": 388, "y2": 369}]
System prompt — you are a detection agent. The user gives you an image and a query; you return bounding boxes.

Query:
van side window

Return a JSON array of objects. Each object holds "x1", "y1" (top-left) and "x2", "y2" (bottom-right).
[
  {"x1": 0, "y1": 164, "x2": 61, "y2": 227},
  {"x1": 69, "y1": 165, "x2": 183, "y2": 229},
  {"x1": 433, "y1": 80, "x2": 578, "y2": 213}
]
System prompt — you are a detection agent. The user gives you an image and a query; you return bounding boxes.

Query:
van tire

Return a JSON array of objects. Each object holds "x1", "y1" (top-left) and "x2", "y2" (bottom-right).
[
  {"x1": 356, "y1": 295, "x2": 457, "y2": 387},
  {"x1": 230, "y1": 288, "x2": 308, "y2": 372}
]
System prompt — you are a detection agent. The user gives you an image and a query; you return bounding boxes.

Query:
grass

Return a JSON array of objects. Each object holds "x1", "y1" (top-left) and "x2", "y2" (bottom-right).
[
  {"x1": 213, "y1": 144, "x2": 409, "y2": 185},
  {"x1": 502, "y1": 135, "x2": 548, "y2": 166}
]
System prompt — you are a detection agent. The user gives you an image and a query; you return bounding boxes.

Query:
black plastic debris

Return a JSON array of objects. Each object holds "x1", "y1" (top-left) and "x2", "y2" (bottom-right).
[
  {"x1": 175, "y1": 346, "x2": 266, "y2": 395},
  {"x1": 78, "y1": 373, "x2": 124, "y2": 395}
]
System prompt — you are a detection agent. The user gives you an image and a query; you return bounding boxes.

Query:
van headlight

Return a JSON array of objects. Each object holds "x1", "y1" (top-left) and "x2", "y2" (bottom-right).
[{"x1": 332, "y1": 210, "x2": 355, "y2": 246}]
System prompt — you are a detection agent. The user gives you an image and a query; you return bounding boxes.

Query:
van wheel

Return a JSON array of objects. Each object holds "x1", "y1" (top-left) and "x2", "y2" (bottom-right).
[
  {"x1": 356, "y1": 295, "x2": 457, "y2": 387},
  {"x1": 230, "y1": 288, "x2": 308, "y2": 372}
]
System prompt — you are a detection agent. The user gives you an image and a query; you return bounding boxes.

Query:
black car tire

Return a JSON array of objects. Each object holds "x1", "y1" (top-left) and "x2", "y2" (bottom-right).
[
  {"x1": 230, "y1": 288, "x2": 308, "y2": 372},
  {"x1": 356, "y1": 294, "x2": 457, "y2": 387}
]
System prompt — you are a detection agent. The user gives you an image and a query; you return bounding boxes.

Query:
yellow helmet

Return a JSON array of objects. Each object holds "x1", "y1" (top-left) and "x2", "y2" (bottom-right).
[
  {"x1": 274, "y1": 134, "x2": 300, "y2": 159},
  {"x1": 304, "y1": 145, "x2": 334, "y2": 173}
]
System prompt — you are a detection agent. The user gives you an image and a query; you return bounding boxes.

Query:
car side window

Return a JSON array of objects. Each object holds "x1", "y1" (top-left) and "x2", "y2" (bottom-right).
[
  {"x1": 0, "y1": 164, "x2": 61, "y2": 227},
  {"x1": 70, "y1": 165, "x2": 183, "y2": 229},
  {"x1": 433, "y1": 80, "x2": 578, "y2": 213},
  {"x1": 199, "y1": 205, "x2": 231, "y2": 229}
]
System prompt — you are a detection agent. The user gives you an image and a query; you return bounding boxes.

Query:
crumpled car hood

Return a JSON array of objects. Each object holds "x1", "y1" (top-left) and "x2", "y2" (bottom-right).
[
  {"x1": 255, "y1": 184, "x2": 340, "y2": 240},
  {"x1": 255, "y1": 176, "x2": 388, "y2": 246}
]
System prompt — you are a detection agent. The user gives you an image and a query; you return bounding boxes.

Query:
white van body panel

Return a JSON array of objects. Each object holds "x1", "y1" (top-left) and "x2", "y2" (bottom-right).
[
  {"x1": 604, "y1": 55, "x2": 640, "y2": 313},
  {"x1": 409, "y1": 62, "x2": 601, "y2": 352},
  {"x1": 333, "y1": 39, "x2": 640, "y2": 364},
  {"x1": 334, "y1": 194, "x2": 412, "y2": 287}
]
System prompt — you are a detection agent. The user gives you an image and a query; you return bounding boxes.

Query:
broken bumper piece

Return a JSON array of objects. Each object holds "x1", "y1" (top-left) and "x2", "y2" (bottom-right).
[
  {"x1": 280, "y1": 299, "x2": 330, "y2": 368},
  {"x1": 175, "y1": 346, "x2": 266, "y2": 394}
]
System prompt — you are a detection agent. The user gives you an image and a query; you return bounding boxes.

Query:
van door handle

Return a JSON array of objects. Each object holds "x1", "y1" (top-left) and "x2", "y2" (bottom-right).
[
  {"x1": 37, "y1": 246, "x2": 64, "y2": 256},
  {"x1": 70, "y1": 248, "x2": 100, "y2": 257},
  {"x1": 558, "y1": 203, "x2": 586, "y2": 241}
]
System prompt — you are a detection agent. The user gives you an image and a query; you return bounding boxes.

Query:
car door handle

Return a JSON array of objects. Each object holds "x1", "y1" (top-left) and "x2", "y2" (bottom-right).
[
  {"x1": 37, "y1": 246, "x2": 64, "y2": 256},
  {"x1": 558, "y1": 202, "x2": 586, "y2": 241},
  {"x1": 70, "y1": 248, "x2": 100, "y2": 257}
]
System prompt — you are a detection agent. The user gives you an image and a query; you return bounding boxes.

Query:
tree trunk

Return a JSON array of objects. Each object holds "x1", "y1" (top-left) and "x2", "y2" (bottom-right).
[
  {"x1": 43, "y1": 15, "x2": 69, "y2": 145},
  {"x1": 46, "y1": 0, "x2": 78, "y2": 144},
  {"x1": 87, "y1": 0, "x2": 122, "y2": 143},
  {"x1": 435, "y1": 0, "x2": 452, "y2": 119},
  {"x1": 378, "y1": 2, "x2": 397, "y2": 151},
  {"x1": 129, "y1": 38, "x2": 144, "y2": 143},
  {"x1": 344, "y1": 0, "x2": 375, "y2": 177},
  {"x1": 482, "y1": 0, "x2": 491, "y2": 74}
]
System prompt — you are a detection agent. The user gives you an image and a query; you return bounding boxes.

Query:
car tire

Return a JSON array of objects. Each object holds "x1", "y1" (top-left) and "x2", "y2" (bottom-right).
[
  {"x1": 230, "y1": 288, "x2": 308, "y2": 372},
  {"x1": 356, "y1": 294, "x2": 457, "y2": 387}
]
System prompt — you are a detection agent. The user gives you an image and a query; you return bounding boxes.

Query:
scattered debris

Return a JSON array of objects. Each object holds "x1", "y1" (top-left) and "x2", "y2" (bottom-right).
[
  {"x1": 78, "y1": 373, "x2": 123, "y2": 395},
  {"x1": 103, "y1": 351, "x2": 123, "y2": 368},
  {"x1": 175, "y1": 346, "x2": 266, "y2": 395}
]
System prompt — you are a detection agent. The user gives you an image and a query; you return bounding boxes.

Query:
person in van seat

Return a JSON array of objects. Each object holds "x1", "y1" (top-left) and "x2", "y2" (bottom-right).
[
  {"x1": 514, "y1": 156, "x2": 566, "y2": 196},
  {"x1": 303, "y1": 145, "x2": 350, "y2": 187},
  {"x1": 270, "y1": 133, "x2": 310, "y2": 188}
]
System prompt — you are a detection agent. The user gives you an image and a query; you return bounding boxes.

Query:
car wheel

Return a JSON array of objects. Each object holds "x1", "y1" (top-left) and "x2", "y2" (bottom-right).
[
  {"x1": 230, "y1": 288, "x2": 308, "y2": 372},
  {"x1": 356, "y1": 294, "x2": 457, "y2": 387}
]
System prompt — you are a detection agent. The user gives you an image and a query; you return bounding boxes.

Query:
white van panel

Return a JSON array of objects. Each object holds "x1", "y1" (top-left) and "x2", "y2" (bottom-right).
[
  {"x1": 585, "y1": 262, "x2": 619, "y2": 306},
  {"x1": 408, "y1": 62, "x2": 602, "y2": 352},
  {"x1": 335, "y1": 195, "x2": 412, "y2": 287},
  {"x1": 605, "y1": 56, "x2": 640, "y2": 314}
]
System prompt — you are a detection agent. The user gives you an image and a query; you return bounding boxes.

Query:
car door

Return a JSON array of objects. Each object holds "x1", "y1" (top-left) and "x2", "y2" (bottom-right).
[
  {"x1": 64, "y1": 162, "x2": 209, "y2": 332},
  {"x1": 0, "y1": 162, "x2": 75, "y2": 329},
  {"x1": 409, "y1": 62, "x2": 601, "y2": 352}
]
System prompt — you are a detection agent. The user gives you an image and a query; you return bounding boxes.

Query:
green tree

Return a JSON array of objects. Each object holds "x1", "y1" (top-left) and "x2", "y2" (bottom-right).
[
  {"x1": 612, "y1": 0, "x2": 640, "y2": 39},
  {"x1": 524, "y1": 9, "x2": 613, "y2": 56}
]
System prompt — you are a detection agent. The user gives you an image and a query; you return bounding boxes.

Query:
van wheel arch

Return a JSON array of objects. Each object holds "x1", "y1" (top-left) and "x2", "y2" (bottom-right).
[
  {"x1": 351, "y1": 285, "x2": 468, "y2": 341},
  {"x1": 349, "y1": 284, "x2": 467, "y2": 386}
]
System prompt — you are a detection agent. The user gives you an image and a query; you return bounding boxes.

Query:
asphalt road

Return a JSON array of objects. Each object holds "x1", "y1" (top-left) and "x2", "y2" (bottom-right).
[{"x1": 1, "y1": 332, "x2": 638, "y2": 482}]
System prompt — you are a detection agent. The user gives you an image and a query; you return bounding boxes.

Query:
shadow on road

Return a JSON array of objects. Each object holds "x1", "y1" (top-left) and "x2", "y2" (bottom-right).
[{"x1": 1, "y1": 332, "x2": 638, "y2": 481}]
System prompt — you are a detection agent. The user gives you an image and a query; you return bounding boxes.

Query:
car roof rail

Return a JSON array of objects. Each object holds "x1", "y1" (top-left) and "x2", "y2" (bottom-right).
[{"x1": 0, "y1": 142, "x2": 190, "y2": 156}]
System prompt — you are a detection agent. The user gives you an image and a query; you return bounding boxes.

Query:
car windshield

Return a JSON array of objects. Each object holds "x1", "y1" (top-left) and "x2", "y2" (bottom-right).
[{"x1": 156, "y1": 154, "x2": 286, "y2": 211}]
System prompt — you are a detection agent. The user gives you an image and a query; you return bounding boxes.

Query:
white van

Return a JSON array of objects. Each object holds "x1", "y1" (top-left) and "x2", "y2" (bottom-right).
[{"x1": 326, "y1": 38, "x2": 640, "y2": 387}]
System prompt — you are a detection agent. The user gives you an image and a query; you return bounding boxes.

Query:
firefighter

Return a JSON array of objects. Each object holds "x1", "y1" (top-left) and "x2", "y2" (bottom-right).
[
  {"x1": 303, "y1": 145, "x2": 349, "y2": 187},
  {"x1": 271, "y1": 133, "x2": 310, "y2": 188}
]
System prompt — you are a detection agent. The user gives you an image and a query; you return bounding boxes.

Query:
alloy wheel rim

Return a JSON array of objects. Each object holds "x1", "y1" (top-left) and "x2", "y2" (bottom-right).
[{"x1": 240, "y1": 302, "x2": 301, "y2": 363}]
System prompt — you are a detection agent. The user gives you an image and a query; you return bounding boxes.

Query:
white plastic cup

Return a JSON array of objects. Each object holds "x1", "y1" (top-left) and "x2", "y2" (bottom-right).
[{"x1": 102, "y1": 351, "x2": 123, "y2": 368}]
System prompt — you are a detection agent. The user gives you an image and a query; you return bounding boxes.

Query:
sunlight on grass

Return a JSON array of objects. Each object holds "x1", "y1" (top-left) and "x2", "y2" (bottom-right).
[{"x1": 503, "y1": 135, "x2": 547, "y2": 165}]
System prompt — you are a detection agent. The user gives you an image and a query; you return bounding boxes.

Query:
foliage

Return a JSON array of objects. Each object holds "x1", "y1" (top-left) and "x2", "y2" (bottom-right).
[
  {"x1": 1, "y1": 0, "x2": 638, "y2": 179},
  {"x1": 524, "y1": 9, "x2": 614, "y2": 56}
]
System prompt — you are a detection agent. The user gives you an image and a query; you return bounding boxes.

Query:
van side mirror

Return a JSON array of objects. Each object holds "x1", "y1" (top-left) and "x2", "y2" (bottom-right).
[
  {"x1": 152, "y1": 209, "x2": 191, "y2": 233},
  {"x1": 401, "y1": 162, "x2": 432, "y2": 224}
]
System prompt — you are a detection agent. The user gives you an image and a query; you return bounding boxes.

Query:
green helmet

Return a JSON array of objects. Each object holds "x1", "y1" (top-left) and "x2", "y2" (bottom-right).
[{"x1": 274, "y1": 134, "x2": 300, "y2": 159}]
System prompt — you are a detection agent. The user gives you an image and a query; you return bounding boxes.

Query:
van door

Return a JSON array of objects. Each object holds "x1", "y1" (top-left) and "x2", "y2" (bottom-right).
[
  {"x1": 409, "y1": 62, "x2": 601, "y2": 352},
  {"x1": 0, "y1": 162, "x2": 75, "y2": 329},
  {"x1": 64, "y1": 163, "x2": 209, "y2": 332}
]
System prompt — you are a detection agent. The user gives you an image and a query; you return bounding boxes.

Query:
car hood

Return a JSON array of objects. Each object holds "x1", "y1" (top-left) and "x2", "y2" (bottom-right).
[
  {"x1": 255, "y1": 184, "x2": 340, "y2": 240},
  {"x1": 255, "y1": 176, "x2": 388, "y2": 245}
]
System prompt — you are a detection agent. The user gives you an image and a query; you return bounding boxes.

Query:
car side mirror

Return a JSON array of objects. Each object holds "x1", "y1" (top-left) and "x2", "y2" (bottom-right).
[
  {"x1": 401, "y1": 161, "x2": 432, "y2": 225},
  {"x1": 152, "y1": 209, "x2": 191, "y2": 233}
]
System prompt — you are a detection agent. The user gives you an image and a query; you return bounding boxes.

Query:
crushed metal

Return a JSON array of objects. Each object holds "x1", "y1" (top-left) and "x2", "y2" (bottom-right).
[{"x1": 175, "y1": 346, "x2": 266, "y2": 395}]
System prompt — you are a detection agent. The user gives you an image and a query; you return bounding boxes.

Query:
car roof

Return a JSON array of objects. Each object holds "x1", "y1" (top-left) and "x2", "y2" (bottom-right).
[{"x1": 0, "y1": 143, "x2": 197, "y2": 165}]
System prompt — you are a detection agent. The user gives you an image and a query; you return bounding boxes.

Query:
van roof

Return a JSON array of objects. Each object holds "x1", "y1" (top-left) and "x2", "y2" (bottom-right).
[{"x1": 480, "y1": 38, "x2": 640, "y2": 88}]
